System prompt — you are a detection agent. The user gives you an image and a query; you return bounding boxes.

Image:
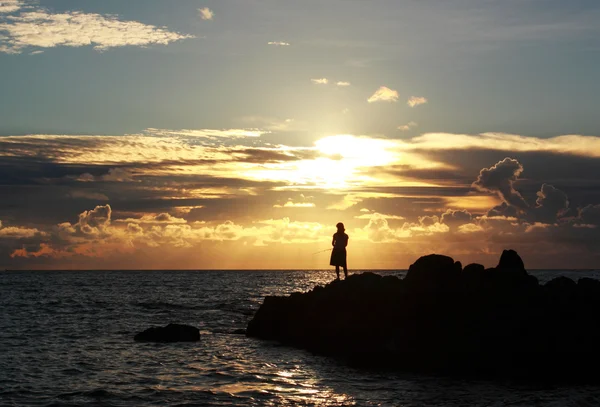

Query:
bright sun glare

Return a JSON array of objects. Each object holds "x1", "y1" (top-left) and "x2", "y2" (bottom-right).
[{"x1": 244, "y1": 135, "x2": 400, "y2": 189}]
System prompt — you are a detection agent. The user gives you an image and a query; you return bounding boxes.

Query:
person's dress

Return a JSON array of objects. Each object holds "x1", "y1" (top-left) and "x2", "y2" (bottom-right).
[
  {"x1": 329, "y1": 248, "x2": 347, "y2": 267},
  {"x1": 330, "y1": 232, "x2": 348, "y2": 267}
]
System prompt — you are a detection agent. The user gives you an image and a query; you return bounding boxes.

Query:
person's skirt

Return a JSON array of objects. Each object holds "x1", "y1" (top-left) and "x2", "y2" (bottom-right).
[{"x1": 330, "y1": 248, "x2": 347, "y2": 267}]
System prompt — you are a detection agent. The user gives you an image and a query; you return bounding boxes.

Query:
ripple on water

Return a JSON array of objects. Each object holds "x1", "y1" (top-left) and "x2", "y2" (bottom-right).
[{"x1": 2, "y1": 270, "x2": 600, "y2": 406}]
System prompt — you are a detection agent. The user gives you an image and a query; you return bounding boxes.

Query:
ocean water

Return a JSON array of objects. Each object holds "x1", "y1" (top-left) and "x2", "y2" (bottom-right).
[{"x1": 2, "y1": 269, "x2": 600, "y2": 407}]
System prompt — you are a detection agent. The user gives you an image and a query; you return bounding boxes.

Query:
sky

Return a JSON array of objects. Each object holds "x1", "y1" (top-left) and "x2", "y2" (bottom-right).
[{"x1": 1, "y1": 0, "x2": 600, "y2": 270}]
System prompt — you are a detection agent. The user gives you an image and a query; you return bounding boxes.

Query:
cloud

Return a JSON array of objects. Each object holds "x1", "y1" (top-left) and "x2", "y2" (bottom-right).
[
  {"x1": 532, "y1": 183, "x2": 569, "y2": 223},
  {"x1": 398, "y1": 121, "x2": 418, "y2": 131},
  {"x1": 268, "y1": 41, "x2": 290, "y2": 46},
  {"x1": 0, "y1": 8, "x2": 193, "y2": 54},
  {"x1": 198, "y1": 7, "x2": 214, "y2": 20},
  {"x1": 273, "y1": 201, "x2": 315, "y2": 208},
  {"x1": 440, "y1": 209, "x2": 473, "y2": 229},
  {"x1": 68, "y1": 190, "x2": 110, "y2": 201},
  {"x1": 0, "y1": 221, "x2": 41, "y2": 239},
  {"x1": 0, "y1": 0, "x2": 22, "y2": 13},
  {"x1": 407, "y1": 96, "x2": 428, "y2": 107},
  {"x1": 144, "y1": 128, "x2": 265, "y2": 139},
  {"x1": 239, "y1": 116, "x2": 304, "y2": 132},
  {"x1": 311, "y1": 78, "x2": 328, "y2": 85},
  {"x1": 77, "y1": 168, "x2": 135, "y2": 183},
  {"x1": 336, "y1": 81, "x2": 351, "y2": 87},
  {"x1": 407, "y1": 133, "x2": 600, "y2": 158},
  {"x1": 472, "y1": 158, "x2": 529, "y2": 210},
  {"x1": 116, "y1": 213, "x2": 187, "y2": 224},
  {"x1": 367, "y1": 86, "x2": 398, "y2": 103},
  {"x1": 355, "y1": 212, "x2": 405, "y2": 220},
  {"x1": 579, "y1": 205, "x2": 600, "y2": 226}
]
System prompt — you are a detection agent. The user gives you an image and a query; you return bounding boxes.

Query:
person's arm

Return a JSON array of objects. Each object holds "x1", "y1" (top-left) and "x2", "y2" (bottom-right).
[
  {"x1": 332, "y1": 235, "x2": 336, "y2": 246},
  {"x1": 345, "y1": 234, "x2": 349, "y2": 247}
]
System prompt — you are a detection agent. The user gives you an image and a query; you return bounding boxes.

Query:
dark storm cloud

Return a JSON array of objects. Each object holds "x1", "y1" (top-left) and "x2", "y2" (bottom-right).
[
  {"x1": 440, "y1": 209, "x2": 472, "y2": 228},
  {"x1": 376, "y1": 165, "x2": 473, "y2": 185},
  {"x1": 472, "y1": 158, "x2": 529, "y2": 210}
]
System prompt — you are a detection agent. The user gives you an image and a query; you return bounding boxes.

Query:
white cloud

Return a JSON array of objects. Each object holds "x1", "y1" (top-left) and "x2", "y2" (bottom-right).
[
  {"x1": 273, "y1": 201, "x2": 315, "y2": 208},
  {"x1": 355, "y1": 212, "x2": 405, "y2": 220},
  {"x1": 398, "y1": 121, "x2": 418, "y2": 131},
  {"x1": 336, "y1": 81, "x2": 351, "y2": 87},
  {"x1": 406, "y1": 133, "x2": 600, "y2": 158},
  {"x1": 0, "y1": 219, "x2": 41, "y2": 238},
  {"x1": 145, "y1": 128, "x2": 265, "y2": 138},
  {"x1": 268, "y1": 41, "x2": 290, "y2": 46},
  {"x1": 407, "y1": 96, "x2": 428, "y2": 107},
  {"x1": 198, "y1": 7, "x2": 214, "y2": 21},
  {"x1": 311, "y1": 78, "x2": 328, "y2": 85},
  {"x1": 0, "y1": 9, "x2": 194, "y2": 54},
  {"x1": 367, "y1": 86, "x2": 398, "y2": 103},
  {"x1": 0, "y1": 0, "x2": 22, "y2": 13}
]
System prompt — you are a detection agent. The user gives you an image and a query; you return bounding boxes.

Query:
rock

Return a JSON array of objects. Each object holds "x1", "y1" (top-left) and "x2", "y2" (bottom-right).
[
  {"x1": 404, "y1": 254, "x2": 461, "y2": 290},
  {"x1": 232, "y1": 328, "x2": 247, "y2": 335},
  {"x1": 247, "y1": 249, "x2": 600, "y2": 382},
  {"x1": 134, "y1": 323, "x2": 200, "y2": 343},
  {"x1": 496, "y1": 249, "x2": 525, "y2": 272},
  {"x1": 463, "y1": 263, "x2": 485, "y2": 274}
]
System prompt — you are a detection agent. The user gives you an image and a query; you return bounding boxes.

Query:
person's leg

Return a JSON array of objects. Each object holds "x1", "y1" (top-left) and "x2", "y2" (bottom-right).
[
  {"x1": 335, "y1": 265, "x2": 340, "y2": 279},
  {"x1": 343, "y1": 265, "x2": 348, "y2": 279}
]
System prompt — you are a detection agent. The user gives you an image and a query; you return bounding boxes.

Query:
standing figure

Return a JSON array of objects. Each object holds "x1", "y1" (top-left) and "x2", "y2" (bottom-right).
[{"x1": 330, "y1": 222, "x2": 349, "y2": 279}]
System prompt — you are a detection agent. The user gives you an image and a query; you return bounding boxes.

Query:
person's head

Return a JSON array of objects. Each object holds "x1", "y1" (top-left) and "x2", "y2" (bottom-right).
[{"x1": 336, "y1": 222, "x2": 345, "y2": 232}]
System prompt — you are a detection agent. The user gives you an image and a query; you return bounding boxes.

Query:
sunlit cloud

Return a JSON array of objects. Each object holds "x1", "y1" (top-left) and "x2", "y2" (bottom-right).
[
  {"x1": 398, "y1": 121, "x2": 418, "y2": 131},
  {"x1": 0, "y1": 7, "x2": 194, "y2": 54},
  {"x1": 336, "y1": 81, "x2": 351, "y2": 87},
  {"x1": 0, "y1": 0, "x2": 22, "y2": 13},
  {"x1": 238, "y1": 116, "x2": 303, "y2": 132},
  {"x1": 407, "y1": 133, "x2": 600, "y2": 157},
  {"x1": 198, "y1": 7, "x2": 214, "y2": 20},
  {"x1": 407, "y1": 96, "x2": 428, "y2": 107},
  {"x1": 0, "y1": 220, "x2": 41, "y2": 239},
  {"x1": 273, "y1": 201, "x2": 315, "y2": 208},
  {"x1": 311, "y1": 78, "x2": 328, "y2": 85},
  {"x1": 367, "y1": 86, "x2": 398, "y2": 103},
  {"x1": 355, "y1": 212, "x2": 405, "y2": 220},
  {"x1": 268, "y1": 41, "x2": 290, "y2": 46},
  {"x1": 144, "y1": 128, "x2": 265, "y2": 139}
]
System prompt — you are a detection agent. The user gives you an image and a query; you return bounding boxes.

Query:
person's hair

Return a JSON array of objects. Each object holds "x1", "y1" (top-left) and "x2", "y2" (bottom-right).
[{"x1": 336, "y1": 222, "x2": 345, "y2": 231}]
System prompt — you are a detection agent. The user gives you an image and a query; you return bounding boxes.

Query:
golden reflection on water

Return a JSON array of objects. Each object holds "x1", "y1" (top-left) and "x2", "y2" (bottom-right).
[{"x1": 209, "y1": 368, "x2": 355, "y2": 406}]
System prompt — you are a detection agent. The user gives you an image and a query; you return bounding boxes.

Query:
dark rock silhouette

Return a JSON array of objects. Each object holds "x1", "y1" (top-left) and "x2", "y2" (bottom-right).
[
  {"x1": 247, "y1": 250, "x2": 600, "y2": 382},
  {"x1": 134, "y1": 323, "x2": 200, "y2": 343},
  {"x1": 497, "y1": 248, "x2": 525, "y2": 271}
]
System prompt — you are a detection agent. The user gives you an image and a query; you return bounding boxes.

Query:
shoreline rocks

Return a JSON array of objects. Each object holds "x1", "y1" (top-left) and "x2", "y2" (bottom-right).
[{"x1": 247, "y1": 250, "x2": 600, "y2": 382}]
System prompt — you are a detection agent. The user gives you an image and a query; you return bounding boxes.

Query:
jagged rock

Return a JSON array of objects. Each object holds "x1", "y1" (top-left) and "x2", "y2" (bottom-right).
[
  {"x1": 497, "y1": 249, "x2": 525, "y2": 272},
  {"x1": 247, "y1": 250, "x2": 600, "y2": 382},
  {"x1": 134, "y1": 323, "x2": 200, "y2": 343}
]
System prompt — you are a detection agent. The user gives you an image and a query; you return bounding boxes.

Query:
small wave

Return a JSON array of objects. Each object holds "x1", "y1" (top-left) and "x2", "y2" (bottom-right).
[{"x1": 133, "y1": 301, "x2": 205, "y2": 311}]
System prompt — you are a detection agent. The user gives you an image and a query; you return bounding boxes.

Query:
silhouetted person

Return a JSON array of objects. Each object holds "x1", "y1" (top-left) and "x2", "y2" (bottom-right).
[{"x1": 330, "y1": 222, "x2": 349, "y2": 279}]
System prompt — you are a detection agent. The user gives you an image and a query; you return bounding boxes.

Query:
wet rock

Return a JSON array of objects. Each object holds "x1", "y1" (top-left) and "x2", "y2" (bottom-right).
[
  {"x1": 247, "y1": 249, "x2": 600, "y2": 382},
  {"x1": 134, "y1": 323, "x2": 200, "y2": 343}
]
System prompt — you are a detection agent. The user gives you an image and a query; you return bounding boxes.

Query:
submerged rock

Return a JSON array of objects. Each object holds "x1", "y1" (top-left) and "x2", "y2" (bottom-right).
[
  {"x1": 134, "y1": 323, "x2": 200, "y2": 343},
  {"x1": 247, "y1": 250, "x2": 600, "y2": 382}
]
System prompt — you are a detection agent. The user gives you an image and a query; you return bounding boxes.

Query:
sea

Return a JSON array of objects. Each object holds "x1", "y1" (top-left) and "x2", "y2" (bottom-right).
[{"x1": 2, "y1": 269, "x2": 600, "y2": 407}]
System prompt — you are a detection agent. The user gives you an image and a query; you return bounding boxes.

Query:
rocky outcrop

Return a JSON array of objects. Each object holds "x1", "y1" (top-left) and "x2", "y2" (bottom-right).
[
  {"x1": 247, "y1": 250, "x2": 600, "y2": 382},
  {"x1": 134, "y1": 323, "x2": 200, "y2": 343}
]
